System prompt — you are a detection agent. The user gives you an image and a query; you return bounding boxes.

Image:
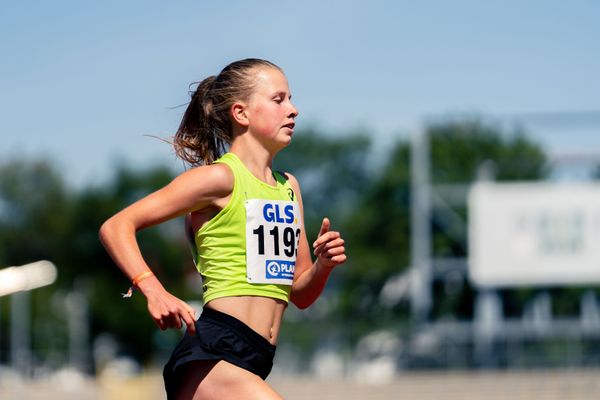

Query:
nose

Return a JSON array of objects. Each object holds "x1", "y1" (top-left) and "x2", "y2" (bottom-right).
[{"x1": 288, "y1": 101, "x2": 299, "y2": 118}]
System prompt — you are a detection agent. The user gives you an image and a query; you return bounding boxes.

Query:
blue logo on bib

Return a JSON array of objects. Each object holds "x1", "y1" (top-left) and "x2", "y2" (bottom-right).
[
  {"x1": 263, "y1": 203, "x2": 295, "y2": 224},
  {"x1": 265, "y1": 260, "x2": 295, "y2": 280}
]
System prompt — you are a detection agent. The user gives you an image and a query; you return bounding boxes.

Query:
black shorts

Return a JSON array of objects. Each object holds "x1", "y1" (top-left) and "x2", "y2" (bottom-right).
[{"x1": 163, "y1": 307, "x2": 276, "y2": 397}]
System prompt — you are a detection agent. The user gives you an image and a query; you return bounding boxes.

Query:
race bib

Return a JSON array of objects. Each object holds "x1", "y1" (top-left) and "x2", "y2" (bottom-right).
[{"x1": 245, "y1": 199, "x2": 301, "y2": 285}]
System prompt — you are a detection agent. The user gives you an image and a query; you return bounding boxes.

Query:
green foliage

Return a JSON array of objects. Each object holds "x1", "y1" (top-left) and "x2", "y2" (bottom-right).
[
  {"x1": 0, "y1": 159, "x2": 70, "y2": 267},
  {"x1": 80, "y1": 164, "x2": 196, "y2": 360},
  {"x1": 0, "y1": 159, "x2": 197, "y2": 363},
  {"x1": 275, "y1": 128, "x2": 372, "y2": 236},
  {"x1": 335, "y1": 141, "x2": 412, "y2": 328},
  {"x1": 0, "y1": 118, "x2": 572, "y2": 368},
  {"x1": 0, "y1": 159, "x2": 72, "y2": 364},
  {"x1": 428, "y1": 119, "x2": 548, "y2": 319},
  {"x1": 429, "y1": 119, "x2": 549, "y2": 183}
]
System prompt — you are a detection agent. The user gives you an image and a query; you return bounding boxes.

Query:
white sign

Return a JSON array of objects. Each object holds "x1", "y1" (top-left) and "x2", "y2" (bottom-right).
[{"x1": 468, "y1": 182, "x2": 600, "y2": 288}]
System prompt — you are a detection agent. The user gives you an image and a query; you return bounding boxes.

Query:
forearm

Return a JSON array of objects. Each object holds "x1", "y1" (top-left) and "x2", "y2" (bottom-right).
[
  {"x1": 99, "y1": 216, "x2": 165, "y2": 293},
  {"x1": 99, "y1": 216, "x2": 197, "y2": 334},
  {"x1": 290, "y1": 260, "x2": 334, "y2": 309}
]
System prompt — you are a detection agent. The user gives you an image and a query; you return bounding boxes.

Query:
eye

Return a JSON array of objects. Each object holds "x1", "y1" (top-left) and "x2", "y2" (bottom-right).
[{"x1": 273, "y1": 96, "x2": 283, "y2": 104}]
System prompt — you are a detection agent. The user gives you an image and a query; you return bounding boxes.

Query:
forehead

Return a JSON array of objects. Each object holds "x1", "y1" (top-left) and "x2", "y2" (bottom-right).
[{"x1": 251, "y1": 67, "x2": 289, "y2": 93}]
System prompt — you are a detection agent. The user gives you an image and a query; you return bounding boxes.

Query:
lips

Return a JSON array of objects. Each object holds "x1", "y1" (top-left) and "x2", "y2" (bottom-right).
[{"x1": 283, "y1": 122, "x2": 295, "y2": 130}]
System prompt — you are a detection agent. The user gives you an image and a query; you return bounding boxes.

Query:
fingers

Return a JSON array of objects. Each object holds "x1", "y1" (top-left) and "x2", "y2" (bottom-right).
[
  {"x1": 313, "y1": 219, "x2": 345, "y2": 261},
  {"x1": 314, "y1": 236, "x2": 346, "y2": 266},
  {"x1": 330, "y1": 254, "x2": 347, "y2": 264},
  {"x1": 157, "y1": 308, "x2": 182, "y2": 331},
  {"x1": 311, "y1": 218, "x2": 346, "y2": 268},
  {"x1": 314, "y1": 243, "x2": 346, "y2": 261},
  {"x1": 313, "y1": 230, "x2": 340, "y2": 250},
  {"x1": 313, "y1": 237, "x2": 345, "y2": 257},
  {"x1": 154, "y1": 317, "x2": 166, "y2": 331},
  {"x1": 318, "y1": 217, "x2": 330, "y2": 237},
  {"x1": 181, "y1": 306, "x2": 197, "y2": 336},
  {"x1": 148, "y1": 296, "x2": 197, "y2": 335},
  {"x1": 156, "y1": 308, "x2": 196, "y2": 335}
]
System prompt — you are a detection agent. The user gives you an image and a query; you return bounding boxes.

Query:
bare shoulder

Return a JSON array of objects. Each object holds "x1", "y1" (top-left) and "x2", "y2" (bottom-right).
[{"x1": 172, "y1": 162, "x2": 234, "y2": 198}]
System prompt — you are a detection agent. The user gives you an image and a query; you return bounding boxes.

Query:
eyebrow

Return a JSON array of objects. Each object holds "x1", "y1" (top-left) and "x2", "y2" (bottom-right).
[{"x1": 272, "y1": 91, "x2": 292, "y2": 99}]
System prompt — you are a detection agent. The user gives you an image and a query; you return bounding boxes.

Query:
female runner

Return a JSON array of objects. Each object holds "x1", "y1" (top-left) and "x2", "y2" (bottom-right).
[{"x1": 99, "y1": 58, "x2": 346, "y2": 399}]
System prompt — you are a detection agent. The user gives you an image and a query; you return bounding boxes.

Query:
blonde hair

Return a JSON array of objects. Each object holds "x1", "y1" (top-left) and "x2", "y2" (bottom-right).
[{"x1": 173, "y1": 58, "x2": 282, "y2": 166}]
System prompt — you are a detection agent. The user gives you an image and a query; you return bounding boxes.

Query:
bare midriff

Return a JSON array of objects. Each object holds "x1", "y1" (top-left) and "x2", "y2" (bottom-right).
[
  {"x1": 204, "y1": 296, "x2": 287, "y2": 345},
  {"x1": 191, "y1": 191, "x2": 289, "y2": 346}
]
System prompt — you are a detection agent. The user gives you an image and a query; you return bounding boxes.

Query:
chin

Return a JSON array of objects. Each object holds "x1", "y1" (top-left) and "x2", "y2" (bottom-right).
[
  {"x1": 273, "y1": 139, "x2": 292, "y2": 152},
  {"x1": 278, "y1": 133, "x2": 293, "y2": 144}
]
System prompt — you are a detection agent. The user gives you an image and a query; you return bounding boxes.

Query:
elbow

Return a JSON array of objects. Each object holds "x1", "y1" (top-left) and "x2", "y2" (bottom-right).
[
  {"x1": 295, "y1": 302, "x2": 311, "y2": 310},
  {"x1": 99, "y1": 215, "x2": 137, "y2": 249},
  {"x1": 290, "y1": 296, "x2": 313, "y2": 310},
  {"x1": 98, "y1": 218, "x2": 115, "y2": 246},
  {"x1": 99, "y1": 216, "x2": 124, "y2": 247}
]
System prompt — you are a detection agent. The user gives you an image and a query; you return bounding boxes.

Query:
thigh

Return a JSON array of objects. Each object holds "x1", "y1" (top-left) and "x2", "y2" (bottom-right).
[{"x1": 175, "y1": 360, "x2": 283, "y2": 400}]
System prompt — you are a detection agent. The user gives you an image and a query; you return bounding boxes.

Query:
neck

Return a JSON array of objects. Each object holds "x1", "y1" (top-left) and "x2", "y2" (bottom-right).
[{"x1": 230, "y1": 134, "x2": 278, "y2": 184}]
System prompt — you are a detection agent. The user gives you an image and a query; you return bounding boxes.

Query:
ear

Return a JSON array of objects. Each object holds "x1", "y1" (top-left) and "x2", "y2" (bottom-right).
[{"x1": 231, "y1": 102, "x2": 250, "y2": 127}]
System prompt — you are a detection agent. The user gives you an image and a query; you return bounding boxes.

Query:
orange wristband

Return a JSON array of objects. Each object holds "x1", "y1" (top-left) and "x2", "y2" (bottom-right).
[
  {"x1": 132, "y1": 271, "x2": 154, "y2": 286},
  {"x1": 122, "y1": 271, "x2": 154, "y2": 298}
]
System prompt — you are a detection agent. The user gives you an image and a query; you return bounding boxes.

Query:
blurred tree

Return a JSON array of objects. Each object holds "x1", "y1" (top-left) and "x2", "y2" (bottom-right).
[
  {"x1": 0, "y1": 120, "x2": 556, "y2": 369},
  {"x1": 0, "y1": 158, "x2": 70, "y2": 267},
  {"x1": 275, "y1": 127, "x2": 372, "y2": 235},
  {"x1": 274, "y1": 128, "x2": 373, "y2": 351},
  {"x1": 0, "y1": 158, "x2": 72, "y2": 365},
  {"x1": 428, "y1": 119, "x2": 548, "y2": 320},
  {"x1": 0, "y1": 158, "x2": 197, "y2": 366},
  {"x1": 67, "y1": 163, "x2": 195, "y2": 363},
  {"x1": 335, "y1": 137, "x2": 412, "y2": 341},
  {"x1": 273, "y1": 121, "x2": 549, "y2": 350},
  {"x1": 331, "y1": 119, "x2": 549, "y2": 339},
  {"x1": 429, "y1": 119, "x2": 548, "y2": 183}
]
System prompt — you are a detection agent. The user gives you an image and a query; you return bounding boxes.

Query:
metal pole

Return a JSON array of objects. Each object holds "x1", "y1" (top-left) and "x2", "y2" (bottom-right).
[
  {"x1": 410, "y1": 128, "x2": 432, "y2": 322},
  {"x1": 474, "y1": 290, "x2": 502, "y2": 367},
  {"x1": 10, "y1": 290, "x2": 31, "y2": 377},
  {"x1": 0, "y1": 297, "x2": 2, "y2": 364},
  {"x1": 66, "y1": 287, "x2": 90, "y2": 373}
]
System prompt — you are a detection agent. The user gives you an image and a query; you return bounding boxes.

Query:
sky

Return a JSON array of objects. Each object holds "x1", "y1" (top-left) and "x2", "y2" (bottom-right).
[{"x1": 1, "y1": 1, "x2": 599, "y2": 187}]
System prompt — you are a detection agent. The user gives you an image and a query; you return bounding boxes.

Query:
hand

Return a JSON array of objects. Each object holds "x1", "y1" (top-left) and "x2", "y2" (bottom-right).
[
  {"x1": 312, "y1": 217, "x2": 347, "y2": 270},
  {"x1": 139, "y1": 279, "x2": 197, "y2": 336}
]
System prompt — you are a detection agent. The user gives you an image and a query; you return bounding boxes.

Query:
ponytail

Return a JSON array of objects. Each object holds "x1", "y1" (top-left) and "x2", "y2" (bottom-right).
[
  {"x1": 173, "y1": 76, "x2": 229, "y2": 165},
  {"x1": 173, "y1": 58, "x2": 282, "y2": 166}
]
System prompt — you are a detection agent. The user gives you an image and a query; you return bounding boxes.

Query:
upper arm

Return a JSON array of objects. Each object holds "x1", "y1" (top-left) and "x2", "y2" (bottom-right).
[{"x1": 104, "y1": 163, "x2": 234, "y2": 232}]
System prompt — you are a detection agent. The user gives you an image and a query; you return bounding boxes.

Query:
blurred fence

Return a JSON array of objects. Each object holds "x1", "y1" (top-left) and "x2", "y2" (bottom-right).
[
  {"x1": 2, "y1": 118, "x2": 600, "y2": 398},
  {"x1": 2, "y1": 369, "x2": 600, "y2": 400}
]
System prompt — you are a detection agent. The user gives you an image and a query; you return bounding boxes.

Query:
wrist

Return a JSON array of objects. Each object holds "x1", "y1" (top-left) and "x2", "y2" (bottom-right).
[
  {"x1": 315, "y1": 259, "x2": 335, "y2": 273},
  {"x1": 136, "y1": 275, "x2": 164, "y2": 297},
  {"x1": 122, "y1": 270, "x2": 163, "y2": 298}
]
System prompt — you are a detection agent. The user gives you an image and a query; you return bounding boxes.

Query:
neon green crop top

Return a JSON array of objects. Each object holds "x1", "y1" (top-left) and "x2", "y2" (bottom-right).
[{"x1": 194, "y1": 153, "x2": 301, "y2": 304}]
